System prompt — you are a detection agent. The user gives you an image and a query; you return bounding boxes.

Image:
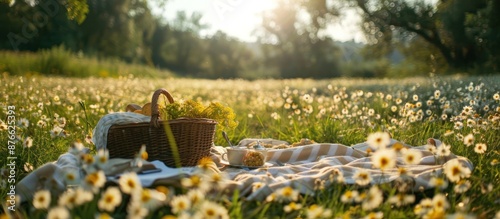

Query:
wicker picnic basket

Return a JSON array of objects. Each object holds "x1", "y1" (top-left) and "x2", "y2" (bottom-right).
[{"x1": 106, "y1": 88, "x2": 217, "y2": 167}]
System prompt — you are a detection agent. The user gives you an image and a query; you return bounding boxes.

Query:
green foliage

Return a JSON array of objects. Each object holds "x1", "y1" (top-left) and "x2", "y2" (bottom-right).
[
  {"x1": 65, "y1": 0, "x2": 89, "y2": 24},
  {"x1": 341, "y1": 59, "x2": 390, "y2": 78},
  {"x1": 36, "y1": 46, "x2": 71, "y2": 76},
  {"x1": 257, "y1": 0, "x2": 342, "y2": 78},
  {"x1": 0, "y1": 47, "x2": 174, "y2": 78},
  {"x1": 354, "y1": 0, "x2": 500, "y2": 73},
  {"x1": 160, "y1": 100, "x2": 238, "y2": 133}
]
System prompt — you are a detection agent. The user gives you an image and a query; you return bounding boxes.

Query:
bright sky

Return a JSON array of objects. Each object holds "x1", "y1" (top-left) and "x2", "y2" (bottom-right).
[{"x1": 154, "y1": 0, "x2": 365, "y2": 43}]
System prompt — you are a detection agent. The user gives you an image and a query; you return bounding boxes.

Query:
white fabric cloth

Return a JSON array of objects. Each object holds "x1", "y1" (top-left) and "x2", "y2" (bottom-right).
[{"x1": 92, "y1": 112, "x2": 150, "y2": 151}]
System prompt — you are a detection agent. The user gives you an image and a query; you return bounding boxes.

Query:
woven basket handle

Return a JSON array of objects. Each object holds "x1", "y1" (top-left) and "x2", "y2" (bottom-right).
[{"x1": 150, "y1": 88, "x2": 175, "y2": 128}]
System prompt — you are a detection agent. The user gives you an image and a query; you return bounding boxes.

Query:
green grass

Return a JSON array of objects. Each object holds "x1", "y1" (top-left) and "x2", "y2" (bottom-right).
[
  {"x1": 0, "y1": 46, "x2": 174, "y2": 78},
  {"x1": 0, "y1": 74, "x2": 499, "y2": 218}
]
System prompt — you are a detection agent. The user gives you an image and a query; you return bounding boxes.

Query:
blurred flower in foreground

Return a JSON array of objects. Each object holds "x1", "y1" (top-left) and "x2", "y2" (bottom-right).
[
  {"x1": 361, "y1": 186, "x2": 384, "y2": 211},
  {"x1": 181, "y1": 174, "x2": 211, "y2": 193},
  {"x1": 170, "y1": 195, "x2": 191, "y2": 214},
  {"x1": 371, "y1": 149, "x2": 397, "y2": 170},
  {"x1": 367, "y1": 132, "x2": 391, "y2": 150},
  {"x1": 33, "y1": 190, "x2": 50, "y2": 209},
  {"x1": 275, "y1": 186, "x2": 299, "y2": 202},
  {"x1": 354, "y1": 169, "x2": 372, "y2": 186},
  {"x1": 429, "y1": 177, "x2": 449, "y2": 190},
  {"x1": 341, "y1": 190, "x2": 359, "y2": 203},
  {"x1": 444, "y1": 159, "x2": 471, "y2": 183},
  {"x1": 432, "y1": 193, "x2": 449, "y2": 211},
  {"x1": 363, "y1": 211, "x2": 383, "y2": 219},
  {"x1": 119, "y1": 172, "x2": 142, "y2": 194},
  {"x1": 284, "y1": 202, "x2": 302, "y2": 213},
  {"x1": 196, "y1": 200, "x2": 229, "y2": 219},
  {"x1": 436, "y1": 143, "x2": 451, "y2": 157},
  {"x1": 82, "y1": 171, "x2": 106, "y2": 193},
  {"x1": 388, "y1": 193, "x2": 415, "y2": 207},
  {"x1": 306, "y1": 204, "x2": 332, "y2": 219},
  {"x1": 98, "y1": 187, "x2": 122, "y2": 212},
  {"x1": 47, "y1": 206, "x2": 69, "y2": 219},
  {"x1": 402, "y1": 149, "x2": 422, "y2": 165}
]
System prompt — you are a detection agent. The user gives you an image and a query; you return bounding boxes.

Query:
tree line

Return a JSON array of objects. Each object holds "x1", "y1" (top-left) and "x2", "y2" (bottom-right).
[{"x1": 1, "y1": 0, "x2": 499, "y2": 79}]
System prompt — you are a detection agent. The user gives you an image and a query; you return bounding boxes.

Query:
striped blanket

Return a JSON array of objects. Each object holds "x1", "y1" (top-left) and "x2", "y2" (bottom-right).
[{"x1": 211, "y1": 139, "x2": 473, "y2": 201}]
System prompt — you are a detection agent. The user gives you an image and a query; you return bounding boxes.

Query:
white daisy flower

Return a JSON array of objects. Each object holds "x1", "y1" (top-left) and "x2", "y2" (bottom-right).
[
  {"x1": 402, "y1": 149, "x2": 422, "y2": 165},
  {"x1": 170, "y1": 195, "x2": 191, "y2": 214},
  {"x1": 429, "y1": 177, "x2": 448, "y2": 190},
  {"x1": 119, "y1": 172, "x2": 142, "y2": 194},
  {"x1": 252, "y1": 182, "x2": 265, "y2": 193},
  {"x1": 361, "y1": 186, "x2": 384, "y2": 211},
  {"x1": 180, "y1": 174, "x2": 211, "y2": 193},
  {"x1": 23, "y1": 136, "x2": 33, "y2": 148},
  {"x1": 83, "y1": 171, "x2": 106, "y2": 192},
  {"x1": 58, "y1": 189, "x2": 78, "y2": 209},
  {"x1": 198, "y1": 200, "x2": 229, "y2": 219},
  {"x1": 127, "y1": 202, "x2": 148, "y2": 219},
  {"x1": 463, "y1": 134, "x2": 474, "y2": 146},
  {"x1": 141, "y1": 188, "x2": 168, "y2": 209},
  {"x1": 493, "y1": 93, "x2": 500, "y2": 101},
  {"x1": 444, "y1": 159, "x2": 471, "y2": 183},
  {"x1": 186, "y1": 189, "x2": 205, "y2": 205},
  {"x1": 353, "y1": 169, "x2": 372, "y2": 186},
  {"x1": 388, "y1": 193, "x2": 415, "y2": 207},
  {"x1": 74, "y1": 187, "x2": 93, "y2": 206},
  {"x1": 33, "y1": 190, "x2": 51, "y2": 209},
  {"x1": 436, "y1": 143, "x2": 451, "y2": 157},
  {"x1": 17, "y1": 118, "x2": 29, "y2": 128},
  {"x1": 367, "y1": 132, "x2": 391, "y2": 150},
  {"x1": 284, "y1": 202, "x2": 303, "y2": 213},
  {"x1": 371, "y1": 149, "x2": 397, "y2": 170},
  {"x1": 47, "y1": 206, "x2": 69, "y2": 219},
  {"x1": 94, "y1": 149, "x2": 109, "y2": 169},
  {"x1": 432, "y1": 193, "x2": 449, "y2": 211},
  {"x1": 306, "y1": 204, "x2": 332, "y2": 219},
  {"x1": 363, "y1": 211, "x2": 383, "y2": 219},
  {"x1": 474, "y1": 143, "x2": 487, "y2": 154},
  {"x1": 98, "y1": 187, "x2": 122, "y2": 212},
  {"x1": 341, "y1": 190, "x2": 359, "y2": 203},
  {"x1": 275, "y1": 186, "x2": 299, "y2": 202}
]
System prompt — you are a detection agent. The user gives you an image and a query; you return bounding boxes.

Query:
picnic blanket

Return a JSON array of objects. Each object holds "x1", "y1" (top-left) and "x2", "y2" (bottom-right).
[
  {"x1": 16, "y1": 113, "x2": 474, "y2": 203},
  {"x1": 16, "y1": 138, "x2": 473, "y2": 202},
  {"x1": 210, "y1": 139, "x2": 473, "y2": 200}
]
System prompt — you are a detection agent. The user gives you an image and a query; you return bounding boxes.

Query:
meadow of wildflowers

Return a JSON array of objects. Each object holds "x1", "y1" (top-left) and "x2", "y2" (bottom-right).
[{"x1": 0, "y1": 74, "x2": 499, "y2": 218}]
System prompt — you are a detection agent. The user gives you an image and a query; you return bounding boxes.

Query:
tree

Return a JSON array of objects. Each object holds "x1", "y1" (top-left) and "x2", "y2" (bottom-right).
[
  {"x1": 0, "y1": 0, "x2": 87, "y2": 51},
  {"x1": 353, "y1": 0, "x2": 500, "y2": 72},
  {"x1": 257, "y1": 0, "x2": 342, "y2": 78},
  {"x1": 205, "y1": 31, "x2": 254, "y2": 78},
  {"x1": 79, "y1": 0, "x2": 155, "y2": 62},
  {"x1": 157, "y1": 11, "x2": 209, "y2": 75}
]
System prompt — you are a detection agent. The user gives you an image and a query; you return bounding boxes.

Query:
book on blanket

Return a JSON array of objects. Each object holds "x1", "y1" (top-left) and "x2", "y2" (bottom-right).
[{"x1": 106, "y1": 160, "x2": 195, "y2": 187}]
